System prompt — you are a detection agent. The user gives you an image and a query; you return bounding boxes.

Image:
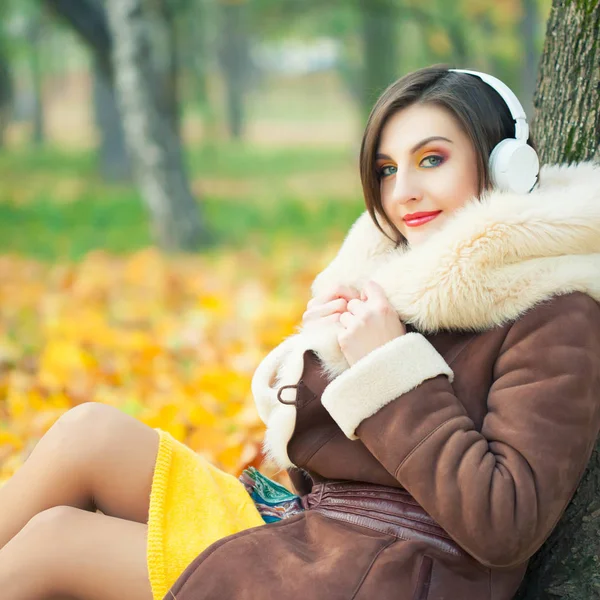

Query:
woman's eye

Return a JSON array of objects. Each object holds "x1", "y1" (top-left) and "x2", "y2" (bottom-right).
[
  {"x1": 379, "y1": 165, "x2": 397, "y2": 178},
  {"x1": 420, "y1": 155, "x2": 444, "y2": 168}
]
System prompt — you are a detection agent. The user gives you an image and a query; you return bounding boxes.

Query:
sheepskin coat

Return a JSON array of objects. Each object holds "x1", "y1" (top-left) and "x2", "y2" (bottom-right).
[{"x1": 166, "y1": 162, "x2": 600, "y2": 600}]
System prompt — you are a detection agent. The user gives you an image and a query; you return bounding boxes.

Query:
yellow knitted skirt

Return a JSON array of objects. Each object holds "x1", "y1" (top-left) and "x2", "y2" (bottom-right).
[{"x1": 147, "y1": 429, "x2": 265, "y2": 600}]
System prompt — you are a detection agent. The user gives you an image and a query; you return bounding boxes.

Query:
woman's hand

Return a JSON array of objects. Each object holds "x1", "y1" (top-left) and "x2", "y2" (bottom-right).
[
  {"x1": 302, "y1": 285, "x2": 361, "y2": 329},
  {"x1": 338, "y1": 280, "x2": 406, "y2": 366}
]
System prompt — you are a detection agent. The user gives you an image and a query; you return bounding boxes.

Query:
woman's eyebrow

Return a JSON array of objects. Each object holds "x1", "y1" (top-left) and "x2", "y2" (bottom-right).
[{"x1": 376, "y1": 136, "x2": 453, "y2": 160}]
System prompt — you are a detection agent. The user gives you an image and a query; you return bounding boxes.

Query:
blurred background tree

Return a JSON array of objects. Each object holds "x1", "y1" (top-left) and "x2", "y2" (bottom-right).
[
  {"x1": 0, "y1": 0, "x2": 554, "y2": 257},
  {"x1": 105, "y1": 0, "x2": 206, "y2": 251}
]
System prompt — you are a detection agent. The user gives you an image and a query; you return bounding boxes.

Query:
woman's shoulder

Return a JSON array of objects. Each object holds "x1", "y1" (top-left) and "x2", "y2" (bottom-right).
[
  {"x1": 523, "y1": 291, "x2": 599, "y2": 321},
  {"x1": 502, "y1": 291, "x2": 600, "y2": 350}
]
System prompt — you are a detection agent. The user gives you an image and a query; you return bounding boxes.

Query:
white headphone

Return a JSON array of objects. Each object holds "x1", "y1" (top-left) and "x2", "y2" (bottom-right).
[{"x1": 449, "y1": 69, "x2": 539, "y2": 194}]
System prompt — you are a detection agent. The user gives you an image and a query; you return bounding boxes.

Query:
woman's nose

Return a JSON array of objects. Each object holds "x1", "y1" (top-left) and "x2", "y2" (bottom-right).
[{"x1": 391, "y1": 173, "x2": 422, "y2": 205}]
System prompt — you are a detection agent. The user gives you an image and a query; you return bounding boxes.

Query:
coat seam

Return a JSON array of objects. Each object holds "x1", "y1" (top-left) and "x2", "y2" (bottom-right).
[
  {"x1": 446, "y1": 336, "x2": 478, "y2": 366},
  {"x1": 394, "y1": 416, "x2": 464, "y2": 478},
  {"x1": 349, "y1": 538, "x2": 397, "y2": 600},
  {"x1": 303, "y1": 430, "x2": 342, "y2": 464}
]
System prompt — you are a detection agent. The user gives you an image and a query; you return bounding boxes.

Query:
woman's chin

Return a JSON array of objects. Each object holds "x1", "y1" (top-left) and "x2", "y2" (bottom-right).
[{"x1": 402, "y1": 215, "x2": 447, "y2": 247}]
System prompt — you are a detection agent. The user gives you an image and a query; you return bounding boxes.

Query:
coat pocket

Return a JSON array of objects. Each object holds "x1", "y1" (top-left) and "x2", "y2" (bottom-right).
[{"x1": 412, "y1": 555, "x2": 433, "y2": 600}]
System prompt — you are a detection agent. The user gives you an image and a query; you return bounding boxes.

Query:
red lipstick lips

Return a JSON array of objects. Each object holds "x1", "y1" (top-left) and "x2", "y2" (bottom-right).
[{"x1": 403, "y1": 210, "x2": 442, "y2": 227}]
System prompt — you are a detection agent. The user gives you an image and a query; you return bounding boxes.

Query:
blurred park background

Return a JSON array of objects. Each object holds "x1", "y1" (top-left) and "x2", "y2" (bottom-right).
[{"x1": 0, "y1": 0, "x2": 552, "y2": 483}]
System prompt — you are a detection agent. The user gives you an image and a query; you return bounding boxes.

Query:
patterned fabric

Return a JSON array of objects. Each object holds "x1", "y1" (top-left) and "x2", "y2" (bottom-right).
[{"x1": 239, "y1": 467, "x2": 305, "y2": 523}]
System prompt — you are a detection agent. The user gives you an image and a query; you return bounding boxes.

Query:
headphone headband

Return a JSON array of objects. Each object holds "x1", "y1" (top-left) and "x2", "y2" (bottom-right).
[
  {"x1": 448, "y1": 68, "x2": 529, "y2": 142},
  {"x1": 447, "y1": 67, "x2": 539, "y2": 194}
]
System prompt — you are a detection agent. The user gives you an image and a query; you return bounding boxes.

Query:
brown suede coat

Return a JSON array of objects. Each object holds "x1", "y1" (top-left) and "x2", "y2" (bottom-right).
[
  {"x1": 166, "y1": 293, "x2": 600, "y2": 600},
  {"x1": 166, "y1": 163, "x2": 600, "y2": 600}
]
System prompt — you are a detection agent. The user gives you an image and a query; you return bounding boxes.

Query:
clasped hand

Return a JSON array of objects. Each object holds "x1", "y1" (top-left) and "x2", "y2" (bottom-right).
[{"x1": 301, "y1": 281, "x2": 407, "y2": 366}]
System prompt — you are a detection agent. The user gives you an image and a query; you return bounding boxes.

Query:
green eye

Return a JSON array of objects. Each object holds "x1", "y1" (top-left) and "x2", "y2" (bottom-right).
[
  {"x1": 420, "y1": 155, "x2": 444, "y2": 168},
  {"x1": 380, "y1": 165, "x2": 397, "y2": 178}
]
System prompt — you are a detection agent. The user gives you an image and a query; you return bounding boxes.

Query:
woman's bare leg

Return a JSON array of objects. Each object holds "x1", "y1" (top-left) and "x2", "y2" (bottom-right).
[
  {"x1": 0, "y1": 402, "x2": 160, "y2": 550},
  {"x1": 0, "y1": 505, "x2": 152, "y2": 600}
]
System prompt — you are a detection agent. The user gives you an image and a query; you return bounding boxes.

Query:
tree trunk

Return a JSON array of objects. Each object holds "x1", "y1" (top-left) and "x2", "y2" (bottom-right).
[
  {"x1": 29, "y1": 7, "x2": 46, "y2": 146},
  {"x1": 184, "y1": 0, "x2": 219, "y2": 144},
  {"x1": 154, "y1": 0, "x2": 181, "y2": 138},
  {"x1": 44, "y1": 0, "x2": 126, "y2": 175},
  {"x1": 105, "y1": 0, "x2": 206, "y2": 252},
  {"x1": 43, "y1": 0, "x2": 113, "y2": 78},
  {"x1": 358, "y1": 0, "x2": 398, "y2": 120},
  {"x1": 531, "y1": 0, "x2": 599, "y2": 166},
  {"x1": 0, "y1": 26, "x2": 12, "y2": 149},
  {"x1": 218, "y1": 0, "x2": 250, "y2": 140},
  {"x1": 186, "y1": 0, "x2": 211, "y2": 114},
  {"x1": 515, "y1": 2, "x2": 600, "y2": 597},
  {"x1": 92, "y1": 61, "x2": 130, "y2": 181}
]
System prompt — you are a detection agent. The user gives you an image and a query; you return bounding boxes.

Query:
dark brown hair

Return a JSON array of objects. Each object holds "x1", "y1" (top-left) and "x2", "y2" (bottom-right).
[{"x1": 360, "y1": 64, "x2": 537, "y2": 247}]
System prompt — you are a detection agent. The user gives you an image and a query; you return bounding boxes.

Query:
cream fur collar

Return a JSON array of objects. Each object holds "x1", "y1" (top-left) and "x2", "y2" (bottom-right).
[{"x1": 252, "y1": 162, "x2": 600, "y2": 469}]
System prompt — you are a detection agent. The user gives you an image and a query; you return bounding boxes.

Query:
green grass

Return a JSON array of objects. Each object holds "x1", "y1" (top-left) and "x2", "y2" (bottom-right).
[
  {"x1": 0, "y1": 144, "x2": 364, "y2": 261},
  {"x1": 0, "y1": 191, "x2": 149, "y2": 260},
  {"x1": 189, "y1": 143, "x2": 354, "y2": 178},
  {"x1": 0, "y1": 143, "x2": 354, "y2": 180},
  {"x1": 0, "y1": 191, "x2": 362, "y2": 261},
  {"x1": 0, "y1": 147, "x2": 96, "y2": 177}
]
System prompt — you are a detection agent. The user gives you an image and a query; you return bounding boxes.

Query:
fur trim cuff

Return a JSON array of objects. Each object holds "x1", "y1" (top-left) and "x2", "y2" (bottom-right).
[{"x1": 321, "y1": 333, "x2": 454, "y2": 439}]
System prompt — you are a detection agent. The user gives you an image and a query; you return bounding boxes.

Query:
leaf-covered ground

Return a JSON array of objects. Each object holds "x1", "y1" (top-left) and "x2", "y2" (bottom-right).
[{"x1": 0, "y1": 243, "x2": 336, "y2": 485}]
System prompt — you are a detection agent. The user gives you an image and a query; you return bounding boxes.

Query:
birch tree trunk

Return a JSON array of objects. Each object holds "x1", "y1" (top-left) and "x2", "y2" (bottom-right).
[
  {"x1": 105, "y1": 0, "x2": 206, "y2": 252},
  {"x1": 515, "y1": 2, "x2": 600, "y2": 597}
]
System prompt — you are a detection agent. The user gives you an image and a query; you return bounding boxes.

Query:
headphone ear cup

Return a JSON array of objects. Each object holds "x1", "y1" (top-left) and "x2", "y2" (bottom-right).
[{"x1": 489, "y1": 139, "x2": 540, "y2": 194}]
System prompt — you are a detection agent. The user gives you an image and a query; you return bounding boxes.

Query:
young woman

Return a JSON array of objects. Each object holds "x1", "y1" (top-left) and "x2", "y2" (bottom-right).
[{"x1": 1, "y1": 65, "x2": 599, "y2": 600}]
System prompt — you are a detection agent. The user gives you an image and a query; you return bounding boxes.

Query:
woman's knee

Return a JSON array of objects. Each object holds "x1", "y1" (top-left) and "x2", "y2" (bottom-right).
[
  {"x1": 43, "y1": 402, "x2": 134, "y2": 465},
  {"x1": 56, "y1": 401, "x2": 123, "y2": 431},
  {"x1": 22, "y1": 505, "x2": 78, "y2": 535},
  {"x1": 0, "y1": 507, "x2": 78, "y2": 596},
  {"x1": 39, "y1": 402, "x2": 159, "y2": 509},
  {"x1": 16, "y1": 506, "x2": 79, "y2": 565}
]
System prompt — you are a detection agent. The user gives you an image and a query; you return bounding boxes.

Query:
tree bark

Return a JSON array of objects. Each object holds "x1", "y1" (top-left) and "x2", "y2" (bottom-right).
[
  {"x1": 515, "y1": 2, "x2": 600, "y2": 598},
  {"x1": 105, "y1": 0, "x2": 206, "y2": 252},
  {"x1": 531, "y1": 0, "x2": 599, "y2": 165}
]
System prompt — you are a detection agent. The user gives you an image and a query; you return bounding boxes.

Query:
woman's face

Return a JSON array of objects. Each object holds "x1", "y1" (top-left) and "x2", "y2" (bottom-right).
[{"x1": 376, "y1": 103, "x2": 480, "y2": 247}]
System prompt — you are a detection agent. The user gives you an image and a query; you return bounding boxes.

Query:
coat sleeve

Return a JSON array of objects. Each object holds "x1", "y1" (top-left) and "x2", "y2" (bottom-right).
[{"x1": 320, "y1": 292, "x2": 600, "y2": 568}]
